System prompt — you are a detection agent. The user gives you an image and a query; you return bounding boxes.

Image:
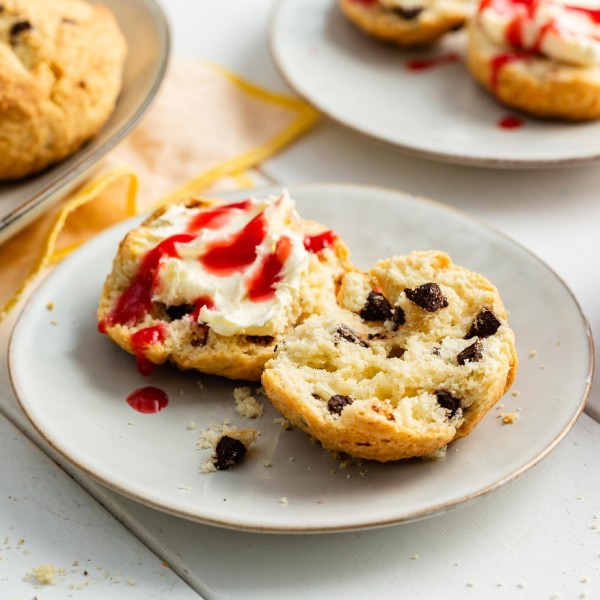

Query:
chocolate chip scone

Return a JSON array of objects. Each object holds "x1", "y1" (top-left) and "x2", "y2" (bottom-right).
[
  {"x1": 0, "y1": 0, "x2": 127, "y2": 179},
  {"x1": 338, "y1": 0, "x2": 472, "y2": 47},
  {"x1": 98, "y1": 191, "x2": 351, "y2": 382},
  {"x1": 261, "y1": 251, "x2": 517, "y2": 461},
  {"x1": 467, "y1": 0, "x2": 600, "y2": 120}
]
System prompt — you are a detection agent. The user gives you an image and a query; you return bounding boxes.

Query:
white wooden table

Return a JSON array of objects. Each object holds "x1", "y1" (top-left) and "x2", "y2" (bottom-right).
[{"x1": 2, "y1": 1, "x2": 600, "y2": 598}]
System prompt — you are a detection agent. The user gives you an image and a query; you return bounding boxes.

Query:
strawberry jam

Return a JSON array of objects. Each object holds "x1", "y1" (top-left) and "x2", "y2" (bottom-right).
[{"x1": 126, "y1": 386, "x2": 168, "y2": 413}]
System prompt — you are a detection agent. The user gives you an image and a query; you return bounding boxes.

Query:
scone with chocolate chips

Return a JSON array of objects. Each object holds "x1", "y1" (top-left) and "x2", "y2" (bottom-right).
[
  {"x1": 98, "y1": 191, "x2": 352, "y2": 382},
  {"x1": 338, "y1": 0, "x2": 472, "y2": 47},
  {"x1": 261, "y1": 250, "x2": 517, "y2": 462},
  {"x1": 0, "y1": 0, "x2": 126, "y2": 179}
]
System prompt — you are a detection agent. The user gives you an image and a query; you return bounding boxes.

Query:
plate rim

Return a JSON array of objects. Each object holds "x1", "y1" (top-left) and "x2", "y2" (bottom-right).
[
  {"x1": 268, "y1": 0, "x2": 600, "y2": 170},
  {"x1": 8, "y1": 182, "x2": 595, "y2": 533},
  {"x1": 0, "y1": 0, "x2": 171, "y2": 243}
]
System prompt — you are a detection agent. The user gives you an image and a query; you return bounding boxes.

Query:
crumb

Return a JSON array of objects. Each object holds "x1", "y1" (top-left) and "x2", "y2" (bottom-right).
[
  {"x1": 46, "y1": 302, "x2": 54, "y2": 310},
  {"x1": 529, "y1": 350, "x2": 538, "y2": 357},
  {"x1": 518, "y1": 581, "x2": 526, "y2": 589},
  {"x1": 454, "y1": 561, "x2": 460, "y2": 567},
  {"x1": 496, "y1": 404, "x2": 505, "y2": 410},
  {"x1": 581, "y1": 577, "x2": 589, "y2": 583},
  {"x1": 467, "y1": 581, "x2": 476, "y2": 588},
  {"x1": 127, "y1": 578, "x2": 137, "y2": 586},
  {"x1": 288, "y1": 456, "x2": 295, "y2": 462},
  {"x1": 274, "y1": 417, "x2": 293, "y2": 431},
  {"x1": 50, "y1": 320, "x2": 57, "y2": 326},
  {"x1": 233, "y1": 386, "x2": 264, "y2": 419},
  {"x1": 511, "y1": 390, "x2": 521, "y2": 397},
  {"x1": 550, "y1": 594, "x2": 559, "y2": 599},
  {"x1": 29, "y1": 564, "x2": 57, "y2": 585},
  {"x1": 496, "y1": 582, "x2": 504, "y2": 587},
  {"x1": 17, "y1": 538, "x2": 24, "y2": 545},
  {"x1": 197, "y1": 422, "x2": 257, "y2": 451},
  {"x1": 162, "y1": 561, "x2": 169, "y2": 568},
  {"x1": 255, "y1": 386, "x2": 266, "y2": 397},
  {"x1": 178, "y1": 484, "x2": 192, "y2": 492},
  {"x1": 422, "y1": 445, "x2": 447, "y2": 461},
  {"x1": 200, "y1": 459, "x2": 217, "y2": 474},
  {"x1": 411, "y1": 554, "x2": 420, "y2": 560},
  {"x1": 279, "y1": 497, "x2": 288, "y2": 505},
  {"x1": 340, "y1": 459, "x2": 352, "y2": 469},
  {"x1": 196, "y1": 380, "x2": 204, "y2": 390},
  {"x1": 186, "y1": 421, "x2": 197, "y2": 430},
  {"x1": 502, "y1": 413, "x2": 519, "y2": 425},
  {"x1": 541, "y1": 364, "x2": 546, "y2": 369},
  {"x1": 262, "y1": 460, "x2": 272, "y2": 468}
]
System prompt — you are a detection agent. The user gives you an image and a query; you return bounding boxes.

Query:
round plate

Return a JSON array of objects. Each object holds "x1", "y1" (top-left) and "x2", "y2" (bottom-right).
[
  {"x1": 9, "y1": 183, "x2": 592, "y2": 533},
  {"x1": 270, "y1": 0, "x2": 600, "y2": 168}
]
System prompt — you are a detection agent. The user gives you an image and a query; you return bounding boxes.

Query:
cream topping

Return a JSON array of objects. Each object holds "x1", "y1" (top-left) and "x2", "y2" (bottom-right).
[
  {"x1": 149, "y1": 191, "x2": 309, "y2": 336},
  {"x1": 478, "y1": 0, "x2": 600, "y2": 66}
]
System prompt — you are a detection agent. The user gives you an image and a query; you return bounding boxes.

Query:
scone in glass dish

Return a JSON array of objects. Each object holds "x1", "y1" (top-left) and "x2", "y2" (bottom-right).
[
  {"x1": 338, "y1": 0, "x2": 472, "y2": 47},
  {"x1": 0, "y1": 0, "x2": 126, "y2": 179},
  {"x1": 261, "y1": 251, "x2": 517, "y2": 462},
  {"x1": 98, "y1": 191, "x2": 351, "y2": 381},
  {"x1": 467, "y1": 0, "x2": 600, "y2": 120}
]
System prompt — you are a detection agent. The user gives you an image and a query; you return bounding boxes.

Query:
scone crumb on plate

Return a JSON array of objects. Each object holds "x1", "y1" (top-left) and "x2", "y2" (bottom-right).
[
  {"x1": 279, "y1": 497, "x2": 288, "y2": 505},
  {"x1": 127, "y1": 578, "x2": 137, "y2": 586},
  {"x1": 529, "y1": 350, "x2": 538, "y2": 358},
  {"x1": 46, "y1": 302, "x2": 54, "y2": 311},
  {"x1": 274, "y1": 417, "x2": 293, "y2": 430},
  {"x1": 422, "y1": 445, "x2": 448, "y2": 461},
  {"x1": 262, "y1": 460, "x2": 272, "y2": 468},
  {"x1": 29, "y1": 564, "x2": 57, "y2": 585},
  {"x1": 502, "y1": 413, "x2": 519, "y2": 425},
  {"x1": 198, "y1": 423, "x2": 257, "y2": 473},
  {"x1": 233, "y1": 386, "x2": 264, "y2": 419},
  {"x1": 511, "y1": 390, "x2": 521, "y2": 397},
  {"x1": 178, "y1": 484, "x2": 192, "y2": 492},
  {"x1": 186, "y1": 421, "x2": 197, "y2": 430}
]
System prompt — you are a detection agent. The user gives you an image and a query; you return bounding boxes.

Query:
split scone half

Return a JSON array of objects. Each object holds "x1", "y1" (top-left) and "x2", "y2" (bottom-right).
[
  {"x1": 467, "y1": 0, "x2": 600, "y2": 120},
  {"x1": 98, "y1": 191, "x2": 351, "y2": 381},
  {"x1": 338, "y1": 0, "x2": 472, "y2": 47},
  {"x1": 262, "y1": 251, "x2": 517, "y2": 462}
]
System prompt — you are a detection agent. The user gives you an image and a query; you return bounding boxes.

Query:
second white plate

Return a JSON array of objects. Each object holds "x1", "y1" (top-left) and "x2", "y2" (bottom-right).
[
  {"x1": 271, "y1": 0, "x2": 600, "y2": 168},
  {"x1": 9, "y1": 183, "x2": 592, "y2": 532}
]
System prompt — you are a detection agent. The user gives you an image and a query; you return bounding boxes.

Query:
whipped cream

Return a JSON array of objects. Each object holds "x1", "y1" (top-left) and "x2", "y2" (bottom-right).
[
  {"x1": 478, "y1": 0, "x2": 600, "y2": 67},
  {"x1": 149, "y1": 191, "x2": 309, "y2": 336}
]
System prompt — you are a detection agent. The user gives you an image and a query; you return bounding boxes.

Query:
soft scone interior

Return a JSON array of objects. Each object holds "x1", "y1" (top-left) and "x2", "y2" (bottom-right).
[{"x1": 262, "y1": 251, "x2": 517, "y2": 461}]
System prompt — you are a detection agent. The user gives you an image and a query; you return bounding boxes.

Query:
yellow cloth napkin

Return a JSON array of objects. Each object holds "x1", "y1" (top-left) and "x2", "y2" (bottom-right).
[{"x1": 0, "y1": 59, "x2": 318, "y2": 321}]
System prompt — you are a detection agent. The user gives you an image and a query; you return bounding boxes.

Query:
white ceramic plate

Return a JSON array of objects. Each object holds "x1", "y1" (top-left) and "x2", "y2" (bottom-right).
[
  {"x1": 270, "y1": 0, "x2": 600, "y2": 168},
  {"x1": 0, "y1": 0, "x2": 170, "y2": 244},
  {"x1": 9, "y1": 183, "x2": 592, "y2": 533}
]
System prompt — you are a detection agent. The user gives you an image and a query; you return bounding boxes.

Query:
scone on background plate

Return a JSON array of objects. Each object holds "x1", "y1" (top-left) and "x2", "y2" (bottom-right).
[
  {"x1": 261, "y1": 251, "x2": 517, "y2": 462},
  {"x1": 0, "y1": 0, "x2": 127, "y2": 180},
  {"x1": 98, "y1": 191, "x2": 352, "y2": 382},
  {"x1": 467, "y1": 0, "x2": 600, "y2": 120},
  {"x1": 338, "y1": 0, "x2": 473, "y2": 47}
]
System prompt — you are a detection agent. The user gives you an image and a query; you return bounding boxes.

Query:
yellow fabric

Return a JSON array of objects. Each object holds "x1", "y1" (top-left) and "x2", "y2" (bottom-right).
[{"x1": 0, "y1": 59, "x2": 318, "y2": 322}]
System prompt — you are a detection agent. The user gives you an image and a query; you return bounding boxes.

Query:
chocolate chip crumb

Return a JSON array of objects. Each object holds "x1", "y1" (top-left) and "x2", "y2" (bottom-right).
[
  {"x1": 166, "y1": 304, "x2": 194, "y2": 321},
  {"x1": 457, "y1": 340, "x2": 483, "y2": 365},
  {"x1": 334, "y1": 324, "x2": 368, "y2": 348},
  {"x1": 435, "y1": 390, "x2": 462, "y2": 418},
  {"x1": 466, "y1": 308, "x2": 501, "y2": 339},
  {"x1": 404, "y1": 283, "x2": 448, "y2": 312},
  {"x1": 327, "y1": 394, "x2": 354, "y2": 415},
  {"x1": 360, "y1": 291, "x2": 393, "y2": 321},
  {"x1": 213, "y1": 436, "x2": 247, "y2": 470},
  {"x1": 387, "y1": 346, "x2": 405, "y2": 359},
  {"x1": 393, "y1": 6, "x2": 424, "y2": 19},
  {"x1": 10, "y1": 20, "x2": 32, "y2": 38},
  {"x1": 390, "y1": 306, "x2": 406, "y2": 329},
  {"x1": 246, "y1": 335, "x2": 275, "y2": 345}
]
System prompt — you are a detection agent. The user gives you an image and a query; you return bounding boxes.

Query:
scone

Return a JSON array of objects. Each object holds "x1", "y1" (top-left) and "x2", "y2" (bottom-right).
[
  {"x1": 0, "y1": 0, "x2": 127, "y2": 179},
  {"x1": 261, "y1": 251, "x2": 517, "y2": 462},
  {"x1": 338, "y1": 0, "x2": 472, "y2": 47},
  {"x1": 467, "y1": 0, "x2": 600, "y2": 120},
  {"x1": 98, "y1": 191, "x2": 352, "y2": 382}
]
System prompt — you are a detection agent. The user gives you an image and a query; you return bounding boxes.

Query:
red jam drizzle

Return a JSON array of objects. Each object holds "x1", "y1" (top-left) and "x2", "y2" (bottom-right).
[
  {"x1": 200, "y1": 212, "x2": 267, "y2": 275},
  {"x1": 489, "y1": 51, "x2": 528, "y2": 91},
  {"x1": 247, "y1": 236, "x2": 293, "y2": 302},
  {"x1": 186, "y1": 200, "x2": 251, "y2": 233},
  {"x1": 126, "y1": 386, "x2": 169, "y2": 414},
  {"x1": 101, "y1": 233, "x2": 195, "y2": 329},
  {"x1": 190, "y1": 295, "x2": 215, "y2": 321},
  {"x1": 498, "y1": 114, "x2": 524, "y2": 129},
  {"x1": 565, "y1": 5, "x2": 600, "y2": 24},
  {"x1": 303, "y1": 230, "x2": 337, "y2": 253},
  {"x1": 406, "y1": 53, "x2": 460, "y2": 71},
  {"x1": 130, "y1": 324, "x2": 166, "y2": 376}
]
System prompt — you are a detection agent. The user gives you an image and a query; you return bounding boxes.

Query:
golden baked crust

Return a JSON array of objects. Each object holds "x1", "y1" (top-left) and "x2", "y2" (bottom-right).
[
  {"x1": 97, "y1": 197, "x2": 352, "y2": 382},
  {"x1": 466, "y1": 20, "x2": 600, "y2": 120},
  {"x1": 0, "y1": 0, "x2": 126, "y2": 179},
  {"x1": 261, "y1": 251, "x2": 517, "y2": 462},
  {"x1": 338, "y1": 0, "x2": 469, "y2": 47}
]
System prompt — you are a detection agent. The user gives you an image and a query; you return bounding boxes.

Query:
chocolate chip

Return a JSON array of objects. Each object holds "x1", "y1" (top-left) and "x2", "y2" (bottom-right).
[
  {"x1": 450, "y1": 22, "x2": 464, "y2": 31},
  {"x1": 213, "y1": 436, "x2": 247, "y2": 470},
  {"x1": 246, "y1": 335, "x2": 275, "y2": 345},
  {"x1": 368, "y1": 332, "x2": 386, "y2": 340},
  {"x1": 390, "y1": 306, "x2": 406, "y2": 329},
  {"x1": 327, "y1": 394, "x2": 354, "y2": 415},
  {"x1": 166, "y1": 304, "x2": 194, "y2": 320},
  {"x1": 10, "y1": 20, "x2": 32, "y2": 38},
  {"x1": 393, "y1": 6, "x2": 423, "y2": 19},
  {"x1": 435, "y1": 390, "x2": 462, "y2": 418},
  {"x1": 466, "y1": 308, "x2": 501, "y2": 339},
  {"x1": 360, "y1": 291, "x2": 393, "y2": 321},
  {"x1": 190, "y1": 323, "x2": 209, "y2": 347},
  {"x1": 334, "y1": 324, "x2": 368, "y2": 348},
  {"x1": 404, "y1": 283, "x2": 448, "y2": 312},
  {"x1": 457, "y1": 340, "x2": 483, "y2": 365}
]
